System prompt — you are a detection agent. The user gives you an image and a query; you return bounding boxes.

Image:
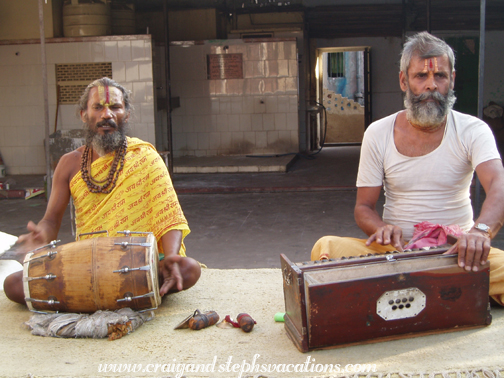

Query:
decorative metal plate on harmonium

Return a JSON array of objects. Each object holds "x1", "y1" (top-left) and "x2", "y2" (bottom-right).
[{"x1": 280, "y1": 246, "x2": 492, "y2": 352}]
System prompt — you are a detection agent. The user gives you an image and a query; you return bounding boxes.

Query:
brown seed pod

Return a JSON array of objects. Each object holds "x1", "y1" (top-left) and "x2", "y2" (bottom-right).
[
  {"x1": 188, "y1": 311, "x2": 220, "y2": 330},
  {"x1": 237, "y1": 313, "x2": 256, "y2": 333}
]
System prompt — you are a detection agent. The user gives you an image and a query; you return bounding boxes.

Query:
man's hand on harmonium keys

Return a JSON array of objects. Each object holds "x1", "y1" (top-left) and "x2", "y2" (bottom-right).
[
  {"x1": 364, "y1": 223, "x2": 490, "y2": 271},
  {"x1": 445, "y1": 231, "x2": 491, "y2": 272},
  {"x1": 366, "y1": 224, "x2": 405, "y2": 252}
]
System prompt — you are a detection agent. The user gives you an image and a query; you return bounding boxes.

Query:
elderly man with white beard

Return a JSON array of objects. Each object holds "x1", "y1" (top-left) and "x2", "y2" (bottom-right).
[{"x1": 311, "y1": 31, "x2": 504, "y2": 306}]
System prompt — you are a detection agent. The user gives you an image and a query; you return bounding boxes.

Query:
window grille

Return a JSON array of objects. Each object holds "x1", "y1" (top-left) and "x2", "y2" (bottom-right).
[
  {"x1": 328, "y1": 53, "x2": 344, "y2": 78},
  {"x1": 55, "y1": 63, "x2": 113, "y2": 104}
]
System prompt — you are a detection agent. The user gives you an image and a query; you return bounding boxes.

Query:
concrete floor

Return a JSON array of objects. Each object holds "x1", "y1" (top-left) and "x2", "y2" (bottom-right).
[
  {"x1": 0, "y1": 147, "x2": 362, "y2": 268},
  {"x1": 0, "y1": 146, "x2": 501, "y2": 269}
]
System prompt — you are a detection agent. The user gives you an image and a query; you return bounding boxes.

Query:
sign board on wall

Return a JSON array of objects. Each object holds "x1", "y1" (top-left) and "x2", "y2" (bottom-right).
[{"x1": 207, "y1": 54, "x2": 243, "y2": 80}]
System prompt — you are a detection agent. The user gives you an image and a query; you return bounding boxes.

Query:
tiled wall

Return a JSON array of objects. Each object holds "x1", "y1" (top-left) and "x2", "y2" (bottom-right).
[
  {"x1": 169, "y1": 39, "x2": 299, "y2": 157},
  {"x1": 0, "y1": 35, "x2": 155, "y2": 175}
]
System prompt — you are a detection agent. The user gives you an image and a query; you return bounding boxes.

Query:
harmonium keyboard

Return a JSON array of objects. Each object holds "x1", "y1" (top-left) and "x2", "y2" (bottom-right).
[{"x1": 280, "y1": 246, "x2": 492, "y2": 352}]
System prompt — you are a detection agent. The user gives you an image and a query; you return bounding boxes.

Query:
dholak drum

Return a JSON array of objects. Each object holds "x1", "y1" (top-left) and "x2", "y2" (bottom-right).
[{"x1": 22, "y1": 231, "x2": 161, "y2": 313}]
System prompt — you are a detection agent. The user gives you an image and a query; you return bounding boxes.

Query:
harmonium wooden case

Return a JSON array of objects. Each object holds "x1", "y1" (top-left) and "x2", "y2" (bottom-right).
[{"x1": 280, "y1": 247, "x2": 492, "y2": 352}]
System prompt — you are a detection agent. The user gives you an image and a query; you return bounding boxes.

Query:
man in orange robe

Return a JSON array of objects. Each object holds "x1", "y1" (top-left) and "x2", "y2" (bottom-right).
[{"x1": 4, "y1": 77, "x2": 200, "y2": 305}]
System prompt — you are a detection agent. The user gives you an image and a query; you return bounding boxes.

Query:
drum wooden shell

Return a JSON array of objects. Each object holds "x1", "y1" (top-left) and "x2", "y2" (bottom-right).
[{"x1": 23, "y1": 234, "x2": 161, "y2": 313}]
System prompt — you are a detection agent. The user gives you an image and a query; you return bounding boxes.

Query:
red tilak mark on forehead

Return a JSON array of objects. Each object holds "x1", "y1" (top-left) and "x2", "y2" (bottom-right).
[
  {"x1": 429, "y1": 59, "x2": 433, "y2": 69},
  {"x1": 105, "y1": 86, "x2": 110, "y2": 104}
]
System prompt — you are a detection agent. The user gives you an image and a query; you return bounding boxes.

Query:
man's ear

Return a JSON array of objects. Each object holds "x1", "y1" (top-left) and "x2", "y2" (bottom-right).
[
  {"x1": 80, "y1": 110, "x2": 87, "y2": 123},
  {"x1": 124, "y1": 110, "x2": 130, "y2": 123},
  {"x1": 399, "y1": 71, "x2": 408, "y2": 92},
  {"x1": 450, "y1": 71, "x2": 456, "y2": 90}
]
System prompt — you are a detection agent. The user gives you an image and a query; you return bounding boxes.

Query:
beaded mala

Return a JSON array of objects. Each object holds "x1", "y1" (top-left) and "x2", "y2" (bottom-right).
[{"x1": 80, "y1": 138, "x2": 128, "y2": 194}]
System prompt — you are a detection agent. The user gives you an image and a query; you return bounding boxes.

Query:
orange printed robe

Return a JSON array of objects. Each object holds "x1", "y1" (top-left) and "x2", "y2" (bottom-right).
[{"x1": 70, "y1": 137, "x2": 190, "y2": 256}]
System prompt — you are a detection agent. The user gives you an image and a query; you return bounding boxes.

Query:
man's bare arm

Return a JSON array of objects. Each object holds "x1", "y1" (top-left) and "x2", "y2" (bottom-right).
[
  {"x1": 450, "y1": 159, "x2": 504, "y2": 270},
  {"x1": 158, "y1": 230, "x2": 184, "y2": 295},
  {"x1": 16, "y1": 152, "x2": 76, "y2": 249}
]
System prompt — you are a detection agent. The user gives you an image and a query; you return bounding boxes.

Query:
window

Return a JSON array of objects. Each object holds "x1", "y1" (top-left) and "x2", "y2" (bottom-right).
[{"x1": 328, "y1": 52, "x2": 344, "y2": 78}]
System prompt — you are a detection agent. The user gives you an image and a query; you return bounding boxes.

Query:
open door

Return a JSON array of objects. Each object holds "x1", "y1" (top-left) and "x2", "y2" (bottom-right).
[
  {"x1": 316, "y1": 46, "x2": 371, "y2": 146},
  {"x1": 445, "y1": 37, "x2": 479, "y2": 117}
]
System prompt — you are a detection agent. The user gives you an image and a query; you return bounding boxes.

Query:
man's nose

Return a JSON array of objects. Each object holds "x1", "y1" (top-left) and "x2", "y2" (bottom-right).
[
  {"x1": 101, "y1": 106, "x2": 113, "y2": 119},
  {"x1": 425, "y1": 73, "x2": 438, "y2": 91}
]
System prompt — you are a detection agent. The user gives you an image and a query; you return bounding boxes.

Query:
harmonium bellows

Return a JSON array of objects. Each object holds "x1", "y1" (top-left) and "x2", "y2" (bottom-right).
[{"x1": 280, "y1": 247, "x2": 492, "y2": 353}]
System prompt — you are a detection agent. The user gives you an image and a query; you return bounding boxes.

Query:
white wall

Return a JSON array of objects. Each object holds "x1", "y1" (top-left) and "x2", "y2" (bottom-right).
[
  {"x1": 0, "y1": 35, "x2": 155, "y2": 175},
  {"x1": 169, "y1": 39, "x2": 299, "y2": 157}
]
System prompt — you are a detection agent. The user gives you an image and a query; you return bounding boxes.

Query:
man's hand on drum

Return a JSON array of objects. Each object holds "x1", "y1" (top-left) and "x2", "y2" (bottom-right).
[
  {"x1": 366, "y1": 224, "x2": 405, "y2": 252},
  {"x1": 13, "y1": 221, "x2": 52, "y2": 263},
  {"x1": 159, "y1": 255, "x2": 184, "y2": 296},
  {"x1": 446, "y1": 231, "x2": 491, "y2": 272}
]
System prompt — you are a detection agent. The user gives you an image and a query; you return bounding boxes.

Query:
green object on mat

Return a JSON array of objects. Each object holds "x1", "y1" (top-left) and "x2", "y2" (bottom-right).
[{"x1": 274, "y1": 312, "x2": 285, "y2": 322}]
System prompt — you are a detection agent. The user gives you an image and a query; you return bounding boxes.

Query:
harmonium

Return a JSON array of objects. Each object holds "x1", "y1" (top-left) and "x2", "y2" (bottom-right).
[{"x1": 280, "y1": 247, "x2": 492, "y2": 352}]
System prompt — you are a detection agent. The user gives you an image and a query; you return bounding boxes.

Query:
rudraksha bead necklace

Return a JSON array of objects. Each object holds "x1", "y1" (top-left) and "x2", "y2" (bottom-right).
[{"x1": 80, "y1": 138, "x2": 128, "y2": 194}]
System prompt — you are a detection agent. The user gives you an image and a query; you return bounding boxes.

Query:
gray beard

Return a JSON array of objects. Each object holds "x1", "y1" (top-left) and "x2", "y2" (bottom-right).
[
  {"x1": 84, "y1": 120, "x2": 127, "y2": 156},
  {"x1": 404, "y1": 86, "x2": 456, "y2": 128}
]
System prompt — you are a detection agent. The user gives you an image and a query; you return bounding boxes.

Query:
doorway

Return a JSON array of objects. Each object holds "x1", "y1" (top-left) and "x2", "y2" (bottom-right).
[
  {"x1": 316, "y1": 47, "x2": 371, "y2": 146},
  {"x1": 445, "y1": 36, "x2": 479, "y2": 117}
]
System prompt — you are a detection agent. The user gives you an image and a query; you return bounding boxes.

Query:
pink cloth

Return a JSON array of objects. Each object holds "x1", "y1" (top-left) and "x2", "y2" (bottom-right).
[{"x1": 404, "y1": 221, "x2": 464, "y2": 249}]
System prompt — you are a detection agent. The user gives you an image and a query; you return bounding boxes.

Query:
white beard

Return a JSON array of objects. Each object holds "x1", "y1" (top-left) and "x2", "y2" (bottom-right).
[{"x1": 404, "y1": 85, "x2": 456, "y2": 128}]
